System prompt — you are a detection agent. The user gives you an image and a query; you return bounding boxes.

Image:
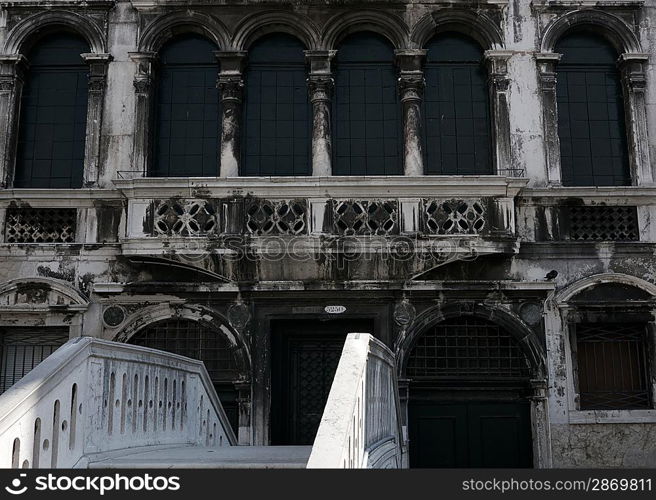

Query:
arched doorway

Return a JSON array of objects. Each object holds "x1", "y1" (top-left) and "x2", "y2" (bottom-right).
[{"x1": 405, "y1": 316, "x2": 535, "y2": 468}]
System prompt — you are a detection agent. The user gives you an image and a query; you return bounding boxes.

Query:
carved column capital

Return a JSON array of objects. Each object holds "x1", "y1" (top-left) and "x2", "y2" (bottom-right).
[
  {"x1": 485, "y1": 50, "x2": 512, "y2": 92},
  {"x1": 129, "y1": 52, "x2": 157, "y2": 95},
  {"x1": 0, "y1": 54, "x2": 28, "y2": 89},
  {"x1": 307, "y1": 75, "x2": 333, "y2": 103},
  {"x1": 535, "y1": 52, "x2": 562, "y2": 91},
  {"x1": 398, "y1": 74, "x2": 425, "y2": 103},
  {"x1": 218, "y1": 76, "x2": 244, "y2": 104},
  {"x1": 82, "y1": 53, "x2": 112, "y2": 93},
  {"x1": 619, "y1": 53, "x2": 649, "y2": 92}
]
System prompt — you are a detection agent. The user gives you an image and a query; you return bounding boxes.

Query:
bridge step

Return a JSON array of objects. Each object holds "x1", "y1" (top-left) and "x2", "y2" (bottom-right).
[{"x1": 87, "y1": 445, "x2": 312, "y2": 469}]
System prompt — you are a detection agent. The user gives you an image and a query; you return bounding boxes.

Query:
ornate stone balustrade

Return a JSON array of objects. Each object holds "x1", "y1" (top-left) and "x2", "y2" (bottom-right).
[
  {"x1": 306, "y1": 333, "x2": 406, "y2": 469},
  {"x1": 0, "y1": 337, "x2": 236, "y2": 468}
]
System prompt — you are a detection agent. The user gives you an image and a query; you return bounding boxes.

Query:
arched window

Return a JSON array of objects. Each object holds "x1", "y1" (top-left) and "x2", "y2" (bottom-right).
[
  {"x1": 333, "y1": 32, "x2": 401, "y2": 175},
  {"x1": 242, "y1": 34, "x2": 310, "y2": 176},
  {"x1": 14, "y1": 33, "x2": 90, "y2": 188},
  {"x1": 423, "y1": 33, "x2": 492, "y2": 175},
  {"x1": 555, "y1": 32, "x2": 630, "y2": 186},
  {"x1": 151, "y1": 35, "x2": 220, "y2": 177},
  {"x1": 128, "y1": 318, "x2": 242, "y2": 432}
]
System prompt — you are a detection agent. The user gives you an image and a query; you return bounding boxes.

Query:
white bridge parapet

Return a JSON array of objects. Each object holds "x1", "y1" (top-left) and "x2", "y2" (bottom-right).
[
  {"x1": 307, "y1": 333, "x2": 406, "y2": 469},
  {"x1": 0, "y1": 337, "x2": 236, "y2": 468}
]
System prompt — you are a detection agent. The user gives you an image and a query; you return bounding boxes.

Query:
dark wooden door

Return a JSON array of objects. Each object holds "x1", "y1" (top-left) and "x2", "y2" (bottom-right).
[
  {"x1": 409, "y1": 400, "x2": 532, "y2": 468},
  {"x1": 271, "y1": 319, "x2": 373, "y2": 445}
]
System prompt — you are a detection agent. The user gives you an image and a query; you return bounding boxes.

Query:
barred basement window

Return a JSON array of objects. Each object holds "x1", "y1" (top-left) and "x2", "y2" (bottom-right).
[
  {"x1": 574, "y1": 323, "x2": 652, "y2": 410},
  {"x1": 129, "y1": 318, "x2": 241, "y2": 432},
  {"x1": 4, "y1": 207, "x2": 76, "y2": 243},
  {"x1": 0, "y1": 327, "x2": 69, "y2": 394},
  {"x1": 407, "y1": 317, "x2": 530, "y2": 381}
]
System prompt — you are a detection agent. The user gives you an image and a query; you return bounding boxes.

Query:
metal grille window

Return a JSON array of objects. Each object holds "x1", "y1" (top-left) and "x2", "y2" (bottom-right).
[
  {"x1": 423, "y1": 33, "x2": 492, "y2": 175},
  {"x1": 407, "y1": 317, "x2": 530, "y2": 380},
  {"x1": 151, "y1": 35, "x2": 220, "y2": 177},
  {"x1": 14, "y1": 33, "x2": 90, "y2": 188},
  {"x1": 566, "y1": 205, "x2": 639, "y2": 241},
  {"x1": 129, "y1": 318, "x2": 241, "y2": 431},
  {"x1": 4, "y1": 207, "x2": 76, "y2": 243},
  {"x1": 333, "y1": 32, "x2": 402, "y2": 175},
  {"x1": 242, "y1": 34, "x2": 310, "y2": 176},
  {"x1": 0, "y1": 327, "x2": 69, "y2": 394},
  {"x1": 575, "y1": 323, "x2": 651, "y2": 410},
  {"x1": 556, "y1": 32, "x2": 631, "y2": 186}
]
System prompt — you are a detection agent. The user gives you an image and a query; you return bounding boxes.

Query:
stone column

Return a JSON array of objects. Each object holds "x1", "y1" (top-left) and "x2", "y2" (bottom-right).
[
  {"x1": 535, "y1": 53, "x2": 563, "y2": 186},
  {"x1": 81, "y1": 53, "x2": 112, "y2": 186},
  {"x1": 234, "y1": 381, "x2": 252, "y2": 445},
  {"x1": 485, "y1": 51, "x2": 514, "y2": 177},
  {"x1": 619, "y1": 53, "x2": 652, "y2": 186},
  {"x1": 395, "y1": 50, "x2": 426, "y2": 176},
  {"x1": 305, "y1": 50, "x2": 336, "y2": 177},
  {"x1": 0, "y1": 55, "x2": 27, "y2": 188},
  {"x1": 129, "y1": 52, "x2": 157, "y2": 178},
  {"x1": 530, "y1": 378, "x2": 553, "y2": 468},
  {"x1": 215, "y1": 51, "x2": 247, "y2": 178}
]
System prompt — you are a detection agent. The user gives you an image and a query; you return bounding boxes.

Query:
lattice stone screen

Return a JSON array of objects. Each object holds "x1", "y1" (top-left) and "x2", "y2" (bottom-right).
[
  {"x1": 4, "y1": 208, "x2": 76, "y2": 243},
  {"x1": 332, "y1": 200, "x2": 399, "y2": 236},
  {"x1": 152, "y1": 199, "x2": 219, "y2": 236},
  {"x1": 423, "y1": 199, "x2": 486, "y2": 235},
  {"x1": 245, "y1": 199, "x2": 307, "y2": 235},
  {"x1": 567, "y1": 206, "x2": 639, "y2": 241}
]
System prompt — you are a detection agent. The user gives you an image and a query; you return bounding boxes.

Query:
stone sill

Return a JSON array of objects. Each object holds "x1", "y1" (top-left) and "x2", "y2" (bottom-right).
[
  {"x1": 0, "y1": 189, "x2": 123, "y2": 207},
  {"x1": 113, "y1": 175, "x2": 528, "y2": 199},
  {"x1": 569, "y1": 409, "x2": 656, "y2": 424},
  {"x1": 520, "y1": 186, "x2": 656, "y2": 204}
]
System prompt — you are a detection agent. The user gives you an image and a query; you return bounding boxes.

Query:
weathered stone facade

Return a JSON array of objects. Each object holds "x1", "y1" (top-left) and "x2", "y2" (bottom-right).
[{"x1": 1, "y1": 0, "x2": 656, "y2": 468}]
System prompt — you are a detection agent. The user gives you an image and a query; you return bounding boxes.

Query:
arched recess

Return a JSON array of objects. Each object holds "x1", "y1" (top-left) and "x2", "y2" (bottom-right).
[
  {"x1": 322, "y1": 11, "x2": 408, "y2": 50},
  {"x1": 137, "y1": 11, "x2": 228, "y2": 53},
  {"x1": 540, "y1": 9, "x2": 641, "y2": 54},
  {"x1": 422, "y1": 32, "x2": 493, "y2": 175},
  {"x1": 411, "y1": 9, "x2": 504, "y2": 51},
  {"x1": 0, "y1": 277, "x2": 89, "y2": 310},
  {"x1": 150, "y1": 34, "x2": 221, "y2": 177},
  {"x1": 115, "y1": 303, "x2": 251, "y2": 438},
  {"x1": 398, "y1": 302, "x2": 547, "y2": 468},
  {"x1": 241, "y1": 33, "x2": 310, "y2": 176},
  {"x1": 332, "y1": 31, "x2": 402, "y2": 175},
  {"x1": 4, "y1": 10, "x2": 106, "y2": 54},
  {"x1": 231, "y1": 11, "x2": 320, "y2": 51},
  {"x1": 556, "y1": 272, "x2": 656, "y2": 304}
]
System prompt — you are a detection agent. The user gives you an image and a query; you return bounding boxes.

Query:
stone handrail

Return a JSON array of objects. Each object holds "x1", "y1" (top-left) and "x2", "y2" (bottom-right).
[
  {"x1": 307, "y1": 333, "x2": 406, "y2": 469},
  {"x1": 0, "y1": 337, "x2": 236, "y2": 468}
]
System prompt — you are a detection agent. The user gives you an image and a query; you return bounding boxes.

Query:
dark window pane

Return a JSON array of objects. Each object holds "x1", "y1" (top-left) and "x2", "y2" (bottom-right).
[
  {"x1": 151, "y1": 35, "x2": 220, "y2": 177},
  {"x1": 575, "y1": 323, "x2": 651, "y2": 410},
  {"x1": 555, "y1": 32, "x2": 630, "y2": 186},
  {"x1": 423, "y1": 33, "x2": 492, "y2": 175},
  {"x1": 242, "y1": 34, "x2": 310, "y2": 176},
  {"x1": 333, "y1": 32, "x2": 402, "y2": 175},
  {"x1": 14, "y1": 33, "x2": 89, "y2": 188}
]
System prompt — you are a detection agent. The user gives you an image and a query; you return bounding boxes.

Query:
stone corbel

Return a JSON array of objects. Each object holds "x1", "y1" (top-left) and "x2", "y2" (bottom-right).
[
  {"x1": 618, "y1": 53, "x2": 652, "y2": 185},
  {"x1": 215, "y1": 51, "x2": 247, "y2": 178},
  {"x1": 535, "y1": 52, "x2": 563, "y2": 186},
  {"x1": 395, "y1": 49, "x2": 426, "y2": 176},
  {"x1": 0, "y1": 54, "x2": 28, "y2": 188},
  {"x1": 305, "y1": 50, "x2": 336, "y2": 177},
  {"x1": 129, "y1": 52, "x2": 158, "y2": 178},
  {"x1": 485, "y1": 50, "x2": 514, "y2": 177},
  {"x1": 81, "y1": 53, "x2": 112, "y2": 187}
]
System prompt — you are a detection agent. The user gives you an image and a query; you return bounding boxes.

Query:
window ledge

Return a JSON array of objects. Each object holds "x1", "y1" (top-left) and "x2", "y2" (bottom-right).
[{"x1": 569, "y1": 409, "x2": 656, "y2": 424}]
